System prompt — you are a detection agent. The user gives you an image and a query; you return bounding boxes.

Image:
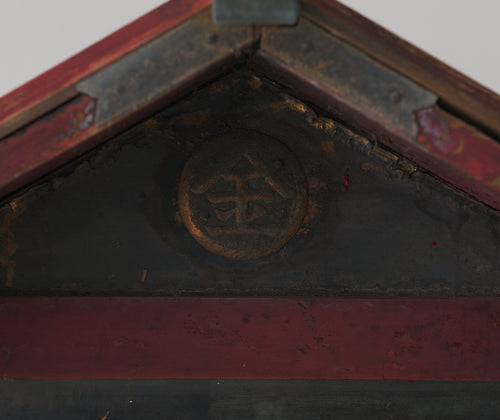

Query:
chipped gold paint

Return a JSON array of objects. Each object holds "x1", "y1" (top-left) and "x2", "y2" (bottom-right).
[
  {"x1": 352, "y1": 135, "x2": 371, "y2": 148},
  {"x1": 145, "y1": 118, "x2": 159, "y2": 129},
  {"x1": 298, "y1": 198, "x2": 321, "y2": 235},
  {"x1": 247, "y1": 75, "x2": 263, "y2": 89},
  {"x1": 165, "y1": 110, "x2": 209, "y2": 128},
  {"x1": 451, "y1": 136, "x2": 466, "y2": 155},
  {"x1": 448, "y1": 116, "x2": 491, "y2": 140},
  {"x1": 308, "y1": 177, "x2": 327, "y2": 191},
  {"x1": 320, "y1": 141, "x2": 335, "y2": 153},
  {"x1": 174, "y1": 210, "x2": 184, "y2": 225},
  {"x1": 0, "y1": 198, "x2": 25, "y2": 287},
  {"x1": 140, "y1": 268, "x2": 148, "y2": 283},
  {"x1": 311, "y1": 118, "x2": 337, "y2": 135},
  {"x1": 372, "y1": 147, "x2": 398, "y2": 163},
  {"x1": 397, "y1": 162, "x2": 418, "y2": 176},
  {"x1": 338, "y1": 126, "x2": 372, "y2": 149},
  {"x1": 207, "y1": 77, "x2": 241, "y2": 94},
  {"x1": 362, "y1": 162, "x2": 383, "y2": 172},
  {"x1": 256, "y1": 99, "x2": 309, "y2": 115},
  {"x1": 339, "y1": 126, "x2": 357, "y2": 138},
  {"x1": 491, "y1": 177, "x2": 500, "y2": 190}
]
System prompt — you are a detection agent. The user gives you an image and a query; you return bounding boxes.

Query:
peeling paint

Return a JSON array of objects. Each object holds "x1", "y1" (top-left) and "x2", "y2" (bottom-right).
[
  {"x1": 165, "y1": 110, "x2": 209, "y2": 128},
  {"x1": 298, "y1": 198, "x2": 321, "y2": 235},
  {"x1": 320, "y1": 141, "x2": 335, "y2": 153},
  {"x1": 256, "y1": 99, "x2": 313, "y2": 118},
  {"x1": 0, "y1": 199, "x2": 25, "y2": 287},
  {"x1": 145, "y1": 118, "x2": 159, "y2": 129},
  {"x1": 140, "y1": 268, "x2": 149, "y2": 283},
  {"x1": 372, "y1": 147, "x2": 398, "y2": 163},
  {"x1": 310, "y1": 117, "x2": 337, "y2": 136},
  {"x1": 247, "y1": 75, "x2": 263, "y2": 89},
  {"x1": 416, "y1": 105, "x2": 500, "y2": 207},
  {"x1": 362, "y1": 162, "x2": 382, "y2": 172},
  {"x1": 0, "y1": 95, "x2": 96, "y2": 199}
]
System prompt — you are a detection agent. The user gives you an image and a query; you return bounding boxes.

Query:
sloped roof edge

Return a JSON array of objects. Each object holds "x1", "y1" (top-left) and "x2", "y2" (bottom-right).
[
  {"x1": 0, "y1": 0, "x2": 499, "y2": 210},
  {"x1": 0, "y1": 0, "x2": 211, "y2": 139}
]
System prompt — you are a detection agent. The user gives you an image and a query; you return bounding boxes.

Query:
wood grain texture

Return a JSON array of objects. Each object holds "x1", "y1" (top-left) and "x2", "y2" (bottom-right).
[
  {"x1": 0, "y1": 0, "x2": 210, "y2": 139},
  {"x1": 255, "y1": 22, "x2": 500, "y2": 209},
  {"x1": 1, "y1": 71, "x2": 499, "y2": 296},
  {"x1": 2, "y1": 0, "x2": 499, "y2": 214},
  {"x1": 0, "y1": 13, "x2": 253, "y2": 200},
  {"x1": 302, "y1": 0, "x2": 500, "y2": 139},
  {"x1": 1, "y1": 380, "x2": 500, "y2": 419},
  {"x1": 0, "y1": 96, "x2": 98, "y2": 199},
  {"x1": 416, "y1": 106, "x2": 500, "y2": 208},
  {"x1": 0, "y1": 298, "x2": 499, "y2": 380}
]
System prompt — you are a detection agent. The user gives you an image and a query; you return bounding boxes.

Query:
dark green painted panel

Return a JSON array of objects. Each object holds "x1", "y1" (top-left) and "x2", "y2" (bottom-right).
[{"x1": 1, "y1": 70, "x2": 499, "y2": 296}]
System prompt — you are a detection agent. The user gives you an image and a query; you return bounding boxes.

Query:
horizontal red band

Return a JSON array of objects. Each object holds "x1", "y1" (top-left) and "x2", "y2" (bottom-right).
[{"x1": 0, "y1": 298, "x2": 498, "y2": 380}]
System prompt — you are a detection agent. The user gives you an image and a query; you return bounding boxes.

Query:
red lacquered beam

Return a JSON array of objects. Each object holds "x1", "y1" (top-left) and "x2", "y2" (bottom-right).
[
  {"x1": 0, "y1": 0, "x2": 210, "y2": 139},
  {"x1": 0, "y1": 298, "x2": 498, "y2": 380}
]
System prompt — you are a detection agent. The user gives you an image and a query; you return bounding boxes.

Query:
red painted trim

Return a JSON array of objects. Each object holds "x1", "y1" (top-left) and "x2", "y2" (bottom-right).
[
  {"x1": 416, "y1": 106, "x2": 500, "y2": 207},
  {"x1": 252, "y1": 51, "x2": 500, "y2": 210},
  {"x1": 302, "y1": 0, "x2": 500, "y2": 139},
  {"x1": 1, "y1": 0, "x2": 499, "y2": 211},
  {"x1": 0, "y1": 0, "x2": 210, "y2": 138},
  {"x1": 0, "y1": 298, "x2": 498, "y2": 380},
  {"x1": 0, "y1": 96, "x2": 98, "y2": 198}
]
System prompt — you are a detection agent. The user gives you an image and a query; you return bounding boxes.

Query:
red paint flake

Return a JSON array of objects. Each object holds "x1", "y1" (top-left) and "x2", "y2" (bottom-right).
[
  {"x1": 0, "y1": 96, "x2": 97, "y2": 197},
  {"x1": 415, "y1": 106, "x2": 500, "y2": 209},
  {"x1": 342, "y1": 168, "x2": 350, "y2": 190},
  {"x1": 432, "y1": 241, "x2": 437, "y2": 247},
  {"x1": 0, "y1": 0, "x2": 210, "y2": 135}
]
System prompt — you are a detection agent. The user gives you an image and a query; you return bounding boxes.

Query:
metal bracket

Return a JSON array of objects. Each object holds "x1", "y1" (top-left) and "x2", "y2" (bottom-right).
[
  {"x1": 77, "y1": 11, "x2": 253, "y2": 127},
  {"x1": 259, "y1": 18, "x2": 438, "y2": 138},
  {"x1": 213, "y1": 0, "x2": 299, "y2": 25}
]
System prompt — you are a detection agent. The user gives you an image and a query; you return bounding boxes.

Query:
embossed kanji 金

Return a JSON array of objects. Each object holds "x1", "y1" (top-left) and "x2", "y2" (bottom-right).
[{"x1": 178, "y1": 130, "x2": 307, "y2": 259}]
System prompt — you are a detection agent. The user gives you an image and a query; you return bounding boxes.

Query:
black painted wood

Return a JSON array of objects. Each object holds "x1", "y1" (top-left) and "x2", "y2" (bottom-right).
[
  {"x1": 1, "y1": 69, "x2": 499, "y2": 296},
  {"x1": 0, "y1": 380, "x2": 499, "y2": 419}
]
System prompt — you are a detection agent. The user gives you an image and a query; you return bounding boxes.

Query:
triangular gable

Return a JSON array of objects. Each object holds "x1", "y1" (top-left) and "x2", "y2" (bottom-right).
[{"x1": 0, "y1": 0, "x2": 499, "y2": 211}]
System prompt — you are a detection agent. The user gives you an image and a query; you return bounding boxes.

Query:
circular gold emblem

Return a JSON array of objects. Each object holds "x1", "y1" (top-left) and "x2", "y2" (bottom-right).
[{"x1": 178, "y1": 130, "x2": 307, "y2": 260}]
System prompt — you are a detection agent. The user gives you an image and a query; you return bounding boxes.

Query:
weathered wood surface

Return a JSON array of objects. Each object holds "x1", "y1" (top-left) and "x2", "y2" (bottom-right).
[
  {"x1": 0, "y1": 0, "x2": 211, "y2": 139},
  {"x1": 1, "y1": 298, "x2": 499, "y2": 380},
  {"x1": 255, "y1": 18, "x2": 500, "y2": 209},
  {"x1": 0, "y1": 96, "x2": 98, "y2": 199},
  {"x1": 1, "y1": 71, "x2": 499, "y2": 296},
  {"x1": 1, "y1": 2, "x2": 499, "y2": 212},
  {"x1": 1, "y1": 380, "x2": 499, "y2": 419},
  {"x1": 302, "y1": 0, "x2": 500, "y2": 139},
  {"x1": 0, "y1": 11, "x2": 253, "y2": 200}
]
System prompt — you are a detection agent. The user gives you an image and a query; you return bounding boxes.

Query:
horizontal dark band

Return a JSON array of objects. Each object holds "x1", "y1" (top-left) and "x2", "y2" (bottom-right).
[{"x1": 1, "y1": 380, "x2": 500, "y2": 419}]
